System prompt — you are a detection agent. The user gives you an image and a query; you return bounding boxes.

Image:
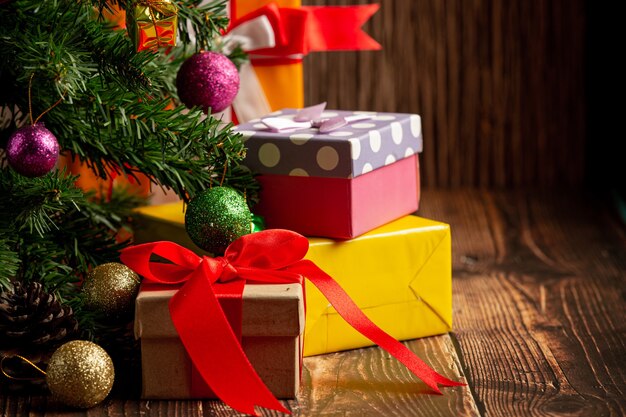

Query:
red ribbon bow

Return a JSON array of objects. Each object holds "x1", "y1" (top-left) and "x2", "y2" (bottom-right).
[
  {"x1": 121, "y1": 230, "x2": 462, "y2": 415},
  {"x1": 229, "y1": 2, "x2": 381, "y2": 65}
]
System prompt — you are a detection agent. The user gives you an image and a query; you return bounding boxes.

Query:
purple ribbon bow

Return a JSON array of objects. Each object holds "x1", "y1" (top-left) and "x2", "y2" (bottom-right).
[{"x1": 261, "y1": 102, "x2": 373, "y2": 133}]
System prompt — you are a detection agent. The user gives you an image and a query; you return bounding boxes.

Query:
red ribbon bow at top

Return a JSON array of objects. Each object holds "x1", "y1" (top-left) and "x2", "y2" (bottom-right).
[
  {"x1": 120, "y1": 230, "x2": 463, "y2": 415},
  {"x1": 228, "y1": 2, "x2": 381, "y2": 65},
  {"x1": 224, "y1": 2, "x2": 381, "y2": 122}
]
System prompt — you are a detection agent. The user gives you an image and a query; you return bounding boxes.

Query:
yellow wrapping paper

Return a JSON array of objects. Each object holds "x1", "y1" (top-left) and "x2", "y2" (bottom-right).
[
  {"x1": 134, "y1": 204, "x2": 452, "y2": 357},
  {"x1": 233, "y1": 0, "x2": 303, "y2": 111},
  {"x1": 303, "y1": 216, "x2": 452, "y2": 356}
]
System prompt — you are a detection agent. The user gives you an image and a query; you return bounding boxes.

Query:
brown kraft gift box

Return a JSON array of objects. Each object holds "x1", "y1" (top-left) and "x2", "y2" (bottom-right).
[{"x1": 134, "y1": 283, "x2": 304, "y2": 399}]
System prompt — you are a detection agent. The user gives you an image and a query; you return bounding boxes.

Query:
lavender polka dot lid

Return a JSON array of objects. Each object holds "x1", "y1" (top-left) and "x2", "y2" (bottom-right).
[{"x1": 235, "y1": 109, "x2": 422, "y2": 179}]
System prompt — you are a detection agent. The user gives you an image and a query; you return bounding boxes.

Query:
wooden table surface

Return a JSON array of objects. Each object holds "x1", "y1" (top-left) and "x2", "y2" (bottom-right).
[{"x1": 2, "y1": 189, "x2": 625, "y2": 416}]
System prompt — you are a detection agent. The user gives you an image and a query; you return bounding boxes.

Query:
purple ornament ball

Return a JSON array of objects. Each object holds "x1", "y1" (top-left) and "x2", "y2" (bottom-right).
[
  {"x1": 176, "y1": 51, "x2": 240, "y2": 113},
  {"x1": 6, "y1": 124, "x2": 60, "y2": 177}
]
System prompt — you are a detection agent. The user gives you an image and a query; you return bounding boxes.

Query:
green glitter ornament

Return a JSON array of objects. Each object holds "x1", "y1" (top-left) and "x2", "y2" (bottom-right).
[{"x1": 185, "y1": 186, "x2": 252, "y2": 255}]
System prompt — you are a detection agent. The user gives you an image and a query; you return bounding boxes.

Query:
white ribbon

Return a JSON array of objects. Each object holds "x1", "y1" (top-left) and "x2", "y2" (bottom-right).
[
  {"x1": 223, "y1": 15, "x2": 276, "y2": 123},
  {"x1": 230, "y1": 62, "x2": 272, "y2": 123},
  {"x1": 222, "y1": 15, "x2": 276, "y2": 54},
  {"x1": 187, "y1": 5, "x2": 277, "y2": 123}
]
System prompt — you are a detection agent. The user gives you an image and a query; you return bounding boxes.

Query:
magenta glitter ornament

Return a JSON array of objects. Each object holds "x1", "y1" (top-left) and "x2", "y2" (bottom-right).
[
  {"x1": 176, "y1": 51, "x2": 240, "y2": 113},
  {"x1": 6, "y1": 124, "x2": 59, "y2": 177}
]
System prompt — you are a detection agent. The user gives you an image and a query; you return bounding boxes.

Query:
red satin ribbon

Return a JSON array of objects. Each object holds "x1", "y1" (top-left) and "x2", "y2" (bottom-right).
[
  {"x1": 120, "y1": 230, "x2": 463, "y2": 415},
  {"x1": 228, "y1": 2, "x2": 381, "y2": 65}
]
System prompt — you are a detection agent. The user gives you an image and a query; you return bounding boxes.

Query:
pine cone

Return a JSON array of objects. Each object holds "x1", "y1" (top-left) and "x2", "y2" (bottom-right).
[{"x1": 0, "y1": 281, "x2": 78, "y2": 352}]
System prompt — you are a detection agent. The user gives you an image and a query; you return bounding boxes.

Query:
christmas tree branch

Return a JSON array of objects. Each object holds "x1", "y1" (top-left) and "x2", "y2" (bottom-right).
[
  {"x1": 0, "y1": 170, "x2": 83, "y2": 237},
  {"x1": 176, "y1": 0, "x2": 230, "y2": 52},
  {"x1": 1, "y1": 0, "x2": 256, "y2": 360},
  {"x1": 0, "y1": 239, "x2": 20, "y2": 289},
  {"x1": 52, "y1": 96, "x2": 254, "y2": 201},
  {"x1": 2, "y1": 0, "x2": 254, "y2": 201},
  {"x1": 94, "y1": 0, "x2": 230, "y2": 52},
  {"x1": 0, "y1": 170, "x2": 143, "y2": 294}
]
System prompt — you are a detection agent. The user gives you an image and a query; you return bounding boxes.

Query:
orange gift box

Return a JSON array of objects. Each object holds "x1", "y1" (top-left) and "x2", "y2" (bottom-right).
[
  {"x1": 228, "y1": 0, "x2": 380, "y2": 122},
  {"x1": 233, "y1": 0, "x2": 304, "y2": 112}
]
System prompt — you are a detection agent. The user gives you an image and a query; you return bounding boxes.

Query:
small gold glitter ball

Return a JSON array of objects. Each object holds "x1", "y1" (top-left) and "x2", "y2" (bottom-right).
[
  {"x1": 82, "y1": 262, "x2": 140, "y2": 317},
  {"x1": 46, "y1": 340, "x2": 115, "y2": 408}
]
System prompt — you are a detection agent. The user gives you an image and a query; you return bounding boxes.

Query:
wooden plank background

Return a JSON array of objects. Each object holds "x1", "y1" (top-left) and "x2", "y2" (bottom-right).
[
  {"x1": 303, "y1": 0, "x2": 587, "y2": 189},
  {"x1": 421, "y1": 190, "x2": 626, "y2": 417}
]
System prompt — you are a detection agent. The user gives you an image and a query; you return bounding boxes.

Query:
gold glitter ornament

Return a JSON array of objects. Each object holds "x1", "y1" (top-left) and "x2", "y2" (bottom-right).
[
  {"x1": 46, "y1": 340, "x2": 115, "y2": 408},
  {"x1": 82, "y1": 262, "x2": 141, "y2": 318}
]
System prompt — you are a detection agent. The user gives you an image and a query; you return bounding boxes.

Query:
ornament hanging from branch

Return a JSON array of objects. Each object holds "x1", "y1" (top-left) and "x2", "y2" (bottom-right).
[
  {"x1": 1, "y1": 340, "x2": 115, "y2": 409},
  {"x1": 82, "y1": 262, "x2": 141, "y2": 319},
  {"x1": 46, "y1": 341, "x2": 115, "y2": 408},
  {"x1": 6, "y1": 125, "x2": 59, "y2": 177},
  {"x1": 176, "y1": 51, "x2": 240, "y2": 114},
  {"x1": 185, "y1": 186, "x2": 252, "y2": 255},
  {"x1": 126, "y1": 0, "x2": 178, "y2": 52},
  {"x1": 5, "y1": 75, "x2": 62, "y2": 178}
]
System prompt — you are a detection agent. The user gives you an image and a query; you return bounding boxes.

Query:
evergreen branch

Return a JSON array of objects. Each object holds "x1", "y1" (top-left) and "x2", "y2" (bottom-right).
[
  {"x1": 0, "y1": 238, "x2": 20, "y2": 288},
  {"x1": 2, "y1": 0, "x2": 254, "y2": 200},
  {"x1": 0, "y1": 170, "x2": 83, "y2": 237},
  {"x1": 226, "y1": 45, "x2": 249, "y2": 71},
  {"x1": 94, "y1": 0, "x2": 229, "y2": 52},
  {"x1": 1, "y1": 1, "x2": 169, "y2": 112},
  {"x1": 84, "y1": 23, "x2": 159, "y2": 94},
  {"x1": 1, "y1": 0, "x2": 253, "y2": 354},
  {"x1": 0, "y1": 169, "x2": 145, "y2": 296},
  {"x1": 2, "y1": 2, "x2": 99, "y2": 99},
  {"x1": 58, "y1": 186, "x2": 145, "y2": 274},
  {"x1": 50, "y1": 96, "x2": 254, "y2": 201},
  {"x1": 13, "y1": 236, "x2": 78, "y2": 296},
  {"x1": 177, "y1": 0, "x2": 230, "y2": 51}
]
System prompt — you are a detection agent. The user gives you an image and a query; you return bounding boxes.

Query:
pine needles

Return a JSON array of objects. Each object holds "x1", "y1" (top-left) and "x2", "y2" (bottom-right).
[{"x1": 0, "y1": 0, "x2": 254, "y2": 345}]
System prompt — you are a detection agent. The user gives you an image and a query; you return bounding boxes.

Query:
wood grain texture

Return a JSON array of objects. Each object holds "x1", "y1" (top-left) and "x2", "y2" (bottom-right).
[
  {"x1": 3, "y1": 191, "x2": 625, "y2": 416},
  {"x1": 298, "y1": 336, "x2": 476, "y2": 417},
  {"x1": 303, "y1": 0, "x2": 587, "y2": 188},
  {"x1": 418, "y1": 190, "x2": 626, "y2": 417},
  {"x1": 0, "y1": 336, "x2": 474, "y2": 417}
]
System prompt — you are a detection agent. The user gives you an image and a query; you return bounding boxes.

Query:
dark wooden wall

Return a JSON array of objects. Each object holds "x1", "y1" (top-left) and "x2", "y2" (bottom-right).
[{"x1": 303, "y1": 0, "x2": 587, "y2": 189}]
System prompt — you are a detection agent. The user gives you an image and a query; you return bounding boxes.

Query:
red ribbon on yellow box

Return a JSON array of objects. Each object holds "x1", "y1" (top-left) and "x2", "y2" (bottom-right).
[{"x1": 120, "y1": 230, "x2": 463, "y2": 415}]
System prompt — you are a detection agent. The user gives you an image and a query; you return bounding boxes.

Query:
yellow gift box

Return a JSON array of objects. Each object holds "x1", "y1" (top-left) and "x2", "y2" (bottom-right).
[
  {"x1": 303, "y1": 216, "x2": 451, "y2": 356},
  {"x1": 134, "y1": 204, "x2": 452, "y2": 357}
]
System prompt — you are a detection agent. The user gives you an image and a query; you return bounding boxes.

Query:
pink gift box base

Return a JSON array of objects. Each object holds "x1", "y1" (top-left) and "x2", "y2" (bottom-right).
[{"x1": 255, "y1": 154, "x2": 420, "y2": 239}]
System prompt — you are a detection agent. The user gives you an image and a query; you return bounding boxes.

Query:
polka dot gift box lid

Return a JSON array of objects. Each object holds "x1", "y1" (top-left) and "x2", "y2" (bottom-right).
[{"x1": 235, "y1": 109, "x2": 423, "y2": 179}]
